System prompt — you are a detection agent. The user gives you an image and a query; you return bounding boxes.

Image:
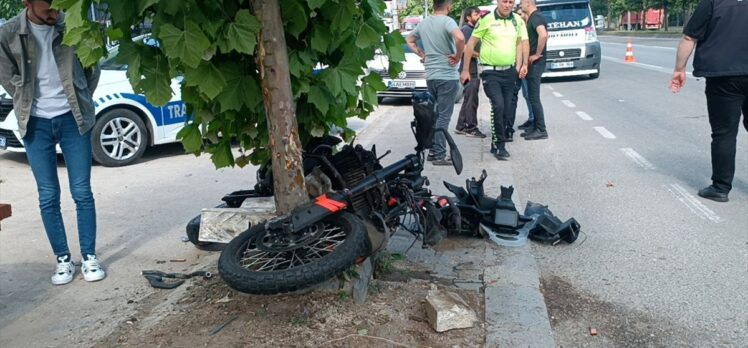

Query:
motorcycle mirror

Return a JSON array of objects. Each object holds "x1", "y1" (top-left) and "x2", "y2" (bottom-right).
[{"x1": 435, "y1": 129, "x2": 463, "y2": 175}]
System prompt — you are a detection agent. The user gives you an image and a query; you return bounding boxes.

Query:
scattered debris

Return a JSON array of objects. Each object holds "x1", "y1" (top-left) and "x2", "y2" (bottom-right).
[
  {"x1": 180, "y1": 236, "x2": 190, "y2": 242},
  {"x1": 425, "y1": 288, "x2": 478, "y2": 332},
  {"x1": 156, "y1": 260, "x2": 166, "y2": 264},
  {"x1": 141, "y1": 270, "x2": 211, "y2": 289},
  {"x1": 214, "y1": 294, "x2": 232, "y2": 304},
  {"x1": 606, "y1": 181, "x2": 615, "y2": 188},
  {"x1": 209, "y1": 316, "x2": 238, "y2": 336},
  {"x1": 590, "y1": 327, "x2": 598, "y2": 336},
  {"x1": 170, "y1": 259, "x2": 187, "y2": 263}
]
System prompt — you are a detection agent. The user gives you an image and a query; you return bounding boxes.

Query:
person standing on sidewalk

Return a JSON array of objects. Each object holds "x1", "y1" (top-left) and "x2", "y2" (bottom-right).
[
  {"x1": 454, "y1": 6, "x2": 486, "y2": 139},
  {"x1": 515, "y1": 8, "x2": 535, "y2": 134},
  {"x1": 407, "y1": 0, "x2": 465, "y2": 166},
  {"x1": 460, "y1": 0, "x2": 528, "y2": 160},
  {"x1": 518, "y1": 0, "x2": 548, "y2": 140},
  {"x1": 0, "y1": 0, "x2": 106, "y2": 284},
  {"x1": 670, "y1": 0, "x2": 747, "y2": 203}
]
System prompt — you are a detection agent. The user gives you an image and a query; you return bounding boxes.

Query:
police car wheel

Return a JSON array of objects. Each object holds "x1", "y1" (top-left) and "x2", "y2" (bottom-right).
[{"x1": 92, "y1": 109, "x2": 148, "y2": 167}]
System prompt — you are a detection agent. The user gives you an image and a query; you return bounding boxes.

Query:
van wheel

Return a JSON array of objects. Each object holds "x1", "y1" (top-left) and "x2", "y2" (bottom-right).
[{"x1": 92, "y1": 109, "x2": 148, "y2": 167}]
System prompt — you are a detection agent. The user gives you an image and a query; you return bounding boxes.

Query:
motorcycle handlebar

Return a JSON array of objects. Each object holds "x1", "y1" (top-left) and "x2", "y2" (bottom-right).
[{"x1": 346, "y1": 154, "x2": 421, "y2": 197}]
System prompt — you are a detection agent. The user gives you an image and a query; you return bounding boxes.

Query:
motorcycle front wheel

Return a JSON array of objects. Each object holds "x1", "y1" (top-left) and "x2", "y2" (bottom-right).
[{"x1": 218, "y1": 211, "x2": 368, "y2": 294}]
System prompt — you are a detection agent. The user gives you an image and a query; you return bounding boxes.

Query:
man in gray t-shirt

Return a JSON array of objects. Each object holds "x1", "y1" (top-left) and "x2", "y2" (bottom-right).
[{"x1": 407, "y1": 0, "x2": 465, "y2": 165}]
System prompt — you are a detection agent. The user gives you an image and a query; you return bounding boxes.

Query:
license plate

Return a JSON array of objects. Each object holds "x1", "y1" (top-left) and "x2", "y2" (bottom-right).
[
  {"x1": 389, "y1": 80, "x2": 416, "y2": 88},
  {"x1": 550, "y1": 61, "x2": 574, "y2": 69},
  {"x1": 0, "y1": 135, "x2": 6, "y2": 150}
]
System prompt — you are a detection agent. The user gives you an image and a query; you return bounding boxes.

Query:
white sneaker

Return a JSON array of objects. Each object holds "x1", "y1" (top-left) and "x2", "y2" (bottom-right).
[
  {"x1": 52, "y1": 255, "x2": 75, "y2": 285},
  {"x1": 81, "y1": 254, "x2": 106, "y2": 282}
]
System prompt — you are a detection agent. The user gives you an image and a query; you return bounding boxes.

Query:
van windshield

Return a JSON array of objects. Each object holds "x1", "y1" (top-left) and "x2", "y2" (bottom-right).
[{"x1": 540, "y1": 3, "x2": 592, "y2": 31}]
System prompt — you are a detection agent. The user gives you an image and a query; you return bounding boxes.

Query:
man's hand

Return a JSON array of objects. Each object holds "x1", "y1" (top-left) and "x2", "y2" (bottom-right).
[
  {"x1": 670, "y1": 71, "x2": 686, "y2": 93},
  {"x1": 529, "y1": 54, "x2": 543, "y2": 64},
  {"x1": 518, "y1": 65, "x2": 528, "y2": 79},
  {"x1": 460, "y1": 70, "x2": 471, "y2": 85},
  {"x1": 447, "y1": 54, "x2": 459, "y2": 66}
]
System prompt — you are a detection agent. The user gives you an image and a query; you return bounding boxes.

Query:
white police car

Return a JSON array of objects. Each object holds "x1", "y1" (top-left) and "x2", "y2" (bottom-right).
[{"x1": 0, "y1": 43, "x2": 187, "y2": 167}]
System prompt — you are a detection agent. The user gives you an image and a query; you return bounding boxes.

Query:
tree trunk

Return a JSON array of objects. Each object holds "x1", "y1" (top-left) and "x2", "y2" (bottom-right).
[{"x1": 252, "y1": 0, "x2": 308, "y2": 214}]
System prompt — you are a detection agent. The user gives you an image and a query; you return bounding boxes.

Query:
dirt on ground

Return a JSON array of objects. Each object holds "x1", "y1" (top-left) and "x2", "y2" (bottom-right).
[{"x1": 95, "y1": 264, "x2": 485, "y2": 348}]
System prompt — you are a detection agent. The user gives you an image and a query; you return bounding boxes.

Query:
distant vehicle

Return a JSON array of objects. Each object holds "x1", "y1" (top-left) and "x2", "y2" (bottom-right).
[
  {"x1": 0, "y1": 41, "x2": 188, "y2": 167},
  {"x1": 401, "y1": 16, "x2": 421, "y2": 31},
  {"x1": 479, "y1": 0, "x2": 601, "y2": 79},
  {"x1": 367, "y1": 36, "x2": 428, "y2": 100},
  {"x1": 619, "y1": 9, "x2": 664, "y2": 30}
]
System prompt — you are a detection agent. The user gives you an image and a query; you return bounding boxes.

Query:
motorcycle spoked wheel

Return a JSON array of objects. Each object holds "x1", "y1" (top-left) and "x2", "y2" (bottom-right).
[{"x1": 218, "y1": 211, "x2": 368, "y2": 294}]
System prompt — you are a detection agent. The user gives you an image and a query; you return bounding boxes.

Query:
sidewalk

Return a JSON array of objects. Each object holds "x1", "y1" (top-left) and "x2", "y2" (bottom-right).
[{"x1": 361, "y1": 92, "x2": 555, "y2": 347}]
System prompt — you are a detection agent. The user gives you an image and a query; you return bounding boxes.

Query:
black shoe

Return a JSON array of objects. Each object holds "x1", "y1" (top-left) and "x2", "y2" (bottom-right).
[
  {"x1": 495, "y1": 148, "x2": 510, "y2": 160},
  {"x1": 520, "y1": 129, "x2": 532, "y2": 137},
  {"x1": 465, "y1": 128, "x2": 487, "y2": 138},
  {"x1": 697, "y1": 186, "x2": 729, "y2": 202},
  {"x1": 427, "y1": 153, "x2": 437, "y2": 161},
  {"x1": 524, "y1": 130, "x2": 548, "y2": 140},
  {"x1": 490, "y1": 143, "x2": 497, "y2": 154},
  {"x1": 454, "y1": 128, "x2": 466, "y2": 135},
  {"x1": 518, "y1": 120, "x2": 533, "y2": 130}
]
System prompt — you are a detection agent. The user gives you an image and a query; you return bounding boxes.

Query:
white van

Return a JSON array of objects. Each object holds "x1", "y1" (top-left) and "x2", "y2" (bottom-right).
[
  {"x1": 478, "y1": 0, "x2": 601, "y2": 79},
  {"x1": 537, "y1": 0, "x2": 601, "y2": 78}
]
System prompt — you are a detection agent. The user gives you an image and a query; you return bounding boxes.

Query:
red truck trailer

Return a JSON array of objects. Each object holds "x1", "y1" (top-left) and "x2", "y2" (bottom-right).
[{"x1": 620, "y1": 9, "x2": 664, "y2": 30}]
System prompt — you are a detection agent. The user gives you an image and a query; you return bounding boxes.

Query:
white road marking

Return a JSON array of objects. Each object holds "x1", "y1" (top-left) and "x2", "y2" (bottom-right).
[
  {"x1": 620, "y1": 148, "x2": 656, "y2": 170},
  {"x1": 562, "y1": 100, "x2": 576, "y2": 108},
  {"x1": 594, "y1": 126, "x2": 616, "y2": 139},
  {"x1": 600, "y1": 41, "x2": 676, "y2": 50},
  {"x1": 601, "y1": 56, "x2": 696, "y2": 78},
  {"x1": 576, "y1": 111, "x2": 593, "y2": 121},
  {"x1": 665, "y1": 183, "x2": 722, "y2": 223},
  {"x1": 552, "y1": 91, "x2": 563, "y2": 98}
]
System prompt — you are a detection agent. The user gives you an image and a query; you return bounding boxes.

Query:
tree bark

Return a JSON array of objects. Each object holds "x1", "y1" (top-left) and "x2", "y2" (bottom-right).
[{"x1": 252, "y1": 0, "x2": 308, "y2": 214}]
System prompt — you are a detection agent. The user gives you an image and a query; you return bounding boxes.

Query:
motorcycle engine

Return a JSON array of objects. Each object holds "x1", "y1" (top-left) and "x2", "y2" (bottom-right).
[{"x1": 330, "y1": 144, "x2": 385, "y2": 215}]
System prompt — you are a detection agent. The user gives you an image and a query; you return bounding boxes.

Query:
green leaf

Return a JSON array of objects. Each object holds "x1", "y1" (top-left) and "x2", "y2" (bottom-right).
[
  {"x1": 330, "y1": 2, "x2": 354, "y2": 31},
  {"x1": 363, "y1": 73, "x2": 386, "y2": 91},
  {"x1": 177, "y1": 123, "x2": 203, "y2": 154},
  {"x1": 184, "y1": 62, "x2": 226, "y2": 99},
  {"x1": 209, "y1": 141, "x2": 235, "y2": 168},
  {"x1": 159, "y1": 21, "x2": 211, "y2": 68},
  {"x1": 365, "y1": 0, "x2": 386, "y2": 14},
  {"x1": 107, "y1": 27, "x2": 125, "y2": 41},
  {"x1": 60, "y1": 0, "x2": 86, "y2": 28},
  {"x1": 383, "y1": 31, "x2": 406, "y2": 62},
  {"x1": 320, "y1": 69, "x2": 342, "y2": 97},
  {"x1": 307, "y1": 0, "x2": 326, "y2": 10},
  {"x1": 138, "y1": 0, "x2": 160, "y2": 15},
  {"x1": 355, "y1": 23, "x2": 380, "y2": 49},
  {"x1": 307, "y1": 85, "x2": 331, "y2": 115},
  {"x1": 221, "y1": 9, "x2": 261, "y2": 54},
  {"x1": 108, "y1": 0, "x2": 137, "y2": 25},
  {"x1": 138, "y1": 55, "x2": 173, "y2": 106},
  {"x1": 311, "y1": 27, "x2": 331, "y2": 53},
  {"x1": 387, "y1": 61, "x2": 403, "y2": 79},
  {"x1": 281, "y1": 1, "x2": 308, "y2": 38}
]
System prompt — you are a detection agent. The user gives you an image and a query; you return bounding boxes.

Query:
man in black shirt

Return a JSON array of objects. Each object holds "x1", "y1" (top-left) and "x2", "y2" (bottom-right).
[
  {"x1": 519, "y1": 0, "x2": 548, "y2": 140},
  {"x1": 671, "y1": 0, "x2": 748, "y2": 203},
  {"x1": 455, "y1": 7, "x2": 486, "y2": 138}
]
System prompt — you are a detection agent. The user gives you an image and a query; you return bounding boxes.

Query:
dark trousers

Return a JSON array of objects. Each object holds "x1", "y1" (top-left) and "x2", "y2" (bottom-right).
[
  {"x1": 456, "y1": 77, "x2": 480, "y2": 131},
  {"x1": 705, "y1": 76, "x2": 748, "y2": 192},
  {"x1": 427, "y1": 79, "x2": 460, "y2": 159},
  {"x1": 482, "y1": 69, "x2": 517, "y2": 144},
  {"x1": 526, "y1": 60, "x2": 547, "y2": 132}
]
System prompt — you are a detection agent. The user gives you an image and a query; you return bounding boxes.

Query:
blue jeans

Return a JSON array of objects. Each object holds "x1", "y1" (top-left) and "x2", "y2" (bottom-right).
[
  {"x1": 427, "y1": 79, "x2": 459, "y2": 159},
  {"x1": 23, "y1": 112, "x2": 97, "y2": 258}
]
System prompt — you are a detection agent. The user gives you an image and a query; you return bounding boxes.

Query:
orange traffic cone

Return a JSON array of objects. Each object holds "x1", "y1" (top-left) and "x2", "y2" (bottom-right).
[{"x1": 624, "y1": 41, "x2": 636, "y2": 63}]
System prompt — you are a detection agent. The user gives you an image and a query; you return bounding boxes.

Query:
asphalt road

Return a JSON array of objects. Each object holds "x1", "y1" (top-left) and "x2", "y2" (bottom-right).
[{"x1": 507, "y1": 37, "x2": 747, "y2": 346}]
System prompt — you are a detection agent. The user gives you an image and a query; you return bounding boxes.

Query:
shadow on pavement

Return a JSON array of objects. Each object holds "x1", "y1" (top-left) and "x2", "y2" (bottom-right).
[{"x1": 0, "y1": 263, "x2": 53, "y2": 331}]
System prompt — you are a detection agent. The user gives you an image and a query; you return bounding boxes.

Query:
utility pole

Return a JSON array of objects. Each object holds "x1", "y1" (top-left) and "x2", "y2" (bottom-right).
[{"x1": 424, "y1": 0, "x2": 428, "y2": 17}]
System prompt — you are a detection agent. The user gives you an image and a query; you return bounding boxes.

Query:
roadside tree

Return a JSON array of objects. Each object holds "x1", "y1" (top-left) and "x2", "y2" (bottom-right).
[{"x1": 54, "y1": 0, "x2": 405, "y2": 213}]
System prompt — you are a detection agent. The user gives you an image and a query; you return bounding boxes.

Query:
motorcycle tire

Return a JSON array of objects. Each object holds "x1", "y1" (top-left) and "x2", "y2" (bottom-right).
[
  {"x1": 185, "y1": 203, "x2": 228, "y2": 252},
  {"x1": 218, "y1": 211, "x2": 368, "y2": 294}
]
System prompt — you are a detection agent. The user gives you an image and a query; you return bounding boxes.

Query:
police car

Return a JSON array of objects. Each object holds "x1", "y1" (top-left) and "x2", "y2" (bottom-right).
[{"x1": 0, "y1": 42, "x2": 188, "y2": 167}]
